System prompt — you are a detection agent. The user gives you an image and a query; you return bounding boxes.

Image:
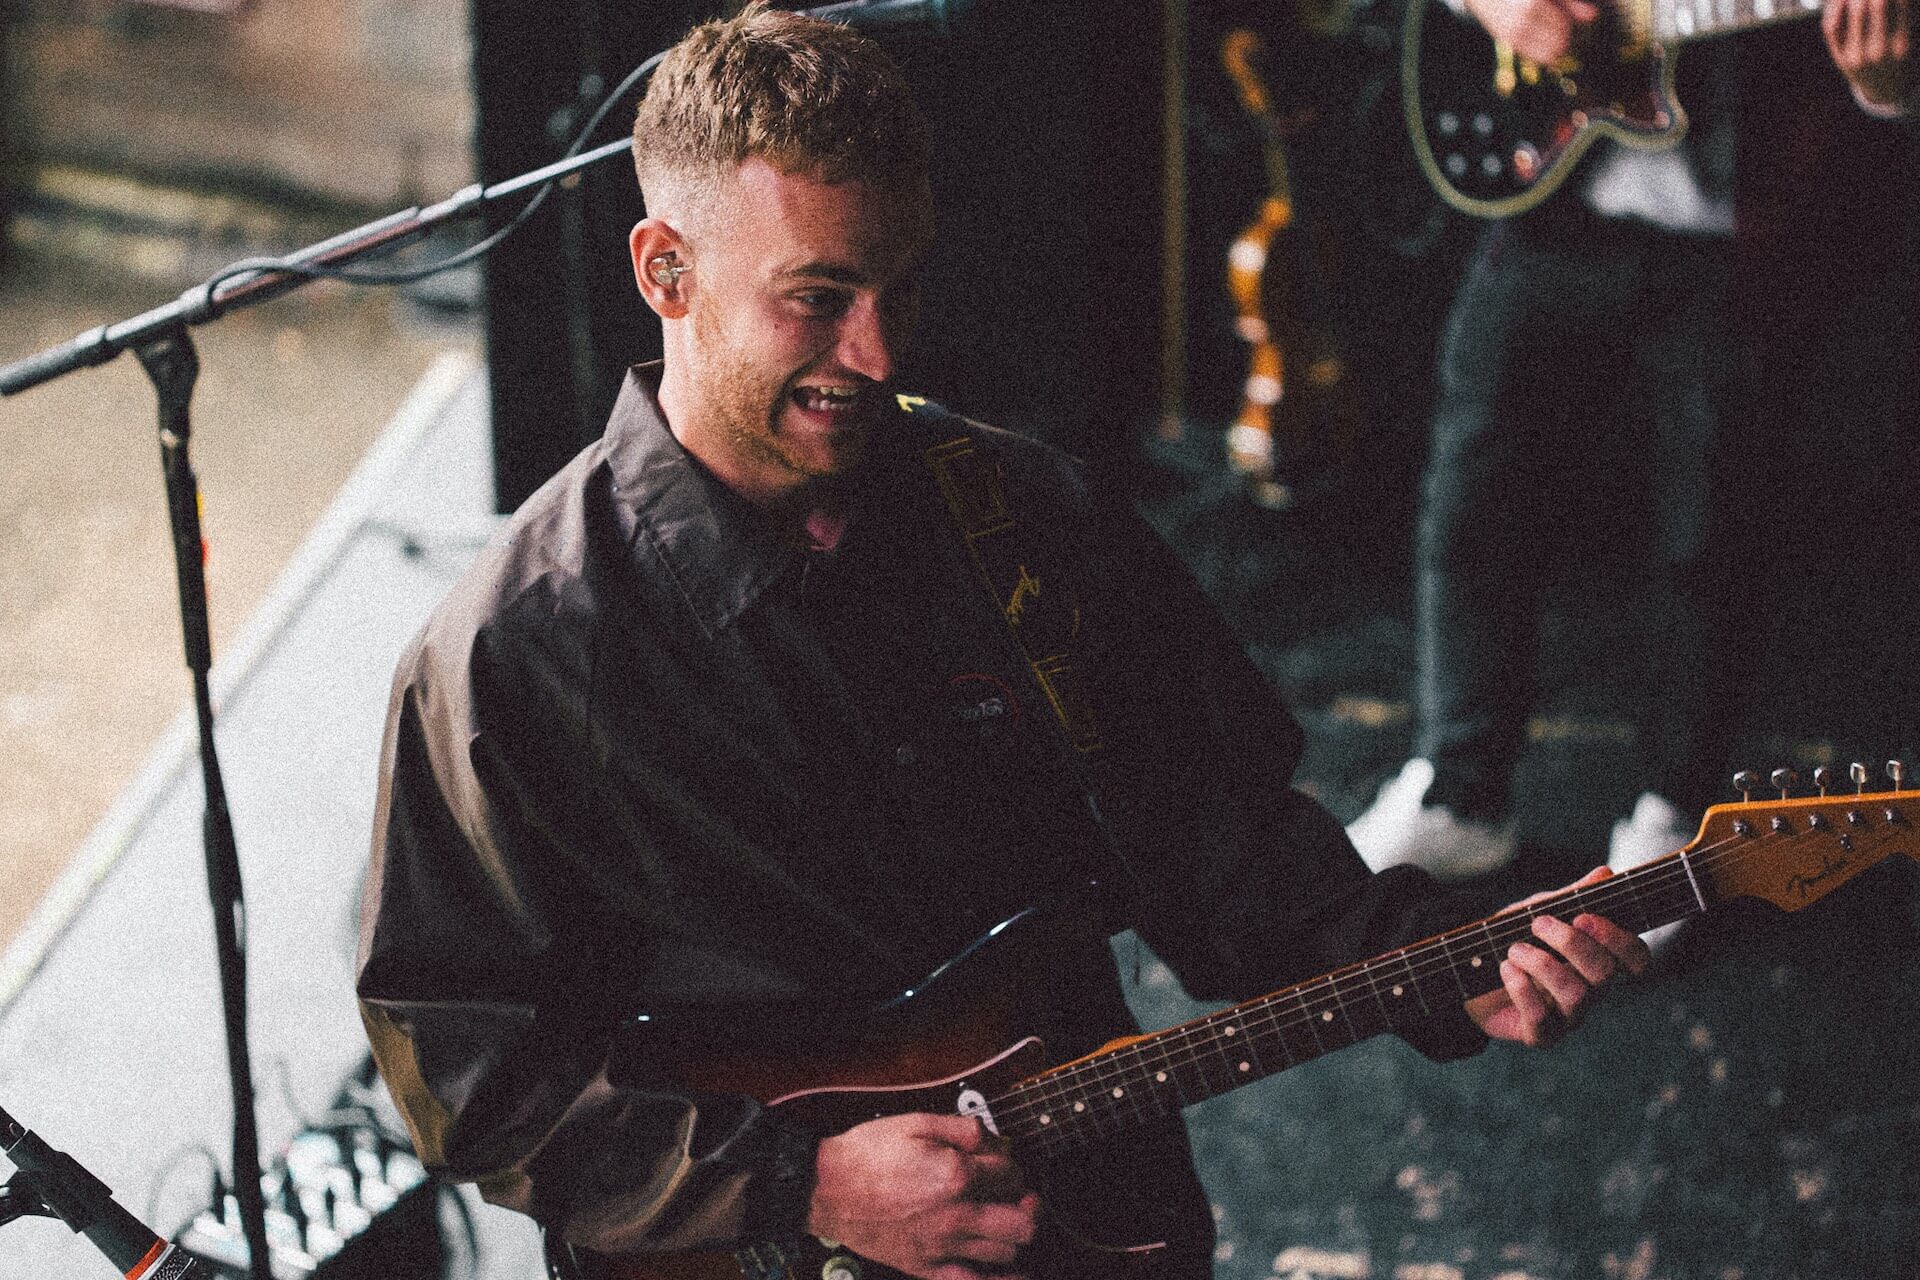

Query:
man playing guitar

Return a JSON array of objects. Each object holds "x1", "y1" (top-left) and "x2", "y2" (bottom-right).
[{"x1": 356, "y1": 8, "x2": 1650, "y2": 1278}]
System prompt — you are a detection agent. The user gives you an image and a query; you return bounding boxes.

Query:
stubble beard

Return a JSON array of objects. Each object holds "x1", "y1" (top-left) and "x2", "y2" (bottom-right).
[{"x1": 704, "y1": 339, "x2": 866, "y2": 488}]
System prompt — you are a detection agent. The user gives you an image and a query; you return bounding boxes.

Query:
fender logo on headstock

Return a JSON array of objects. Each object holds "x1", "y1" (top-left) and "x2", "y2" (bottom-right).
[{"x1": 1787, "y1": 851, "x2": 1851, "y2": 902}]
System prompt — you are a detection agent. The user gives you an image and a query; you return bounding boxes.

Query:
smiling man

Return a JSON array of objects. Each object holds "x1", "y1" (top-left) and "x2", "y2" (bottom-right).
[
  {"x1": 355, "y1": 8, "x2": 1647, "y2": 1280},
  {"x1": 634, "y1": 147, "x2": 930, "y2": 525}
]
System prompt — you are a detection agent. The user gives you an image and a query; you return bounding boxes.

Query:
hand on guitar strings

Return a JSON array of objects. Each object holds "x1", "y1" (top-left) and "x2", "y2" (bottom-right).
[
  {"x1": 1464, "y1": 866, "x2": 1653, "y2": 1049},
  {"x1": 1823, "y1": 0, "x2": 1914, "y2": 112},
  {"x1": 1463, "y1": 0, "x2": 1597, "y2": 65},
  {"x1": 808, "y1": 1112, "x2": 1039, "y2": 1280}
]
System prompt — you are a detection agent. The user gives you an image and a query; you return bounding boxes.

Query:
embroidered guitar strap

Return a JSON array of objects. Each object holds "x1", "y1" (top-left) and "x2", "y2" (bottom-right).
[
  {"x1": 899, "y1": 393, "x2": 1157, "y2": 935},
  {"x1": 903, "y1": 396, "x2": 1102, "y2": 753}
]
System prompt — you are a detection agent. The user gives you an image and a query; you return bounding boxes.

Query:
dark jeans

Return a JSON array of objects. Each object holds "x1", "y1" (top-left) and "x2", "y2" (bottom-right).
[{"x1": 1415, "y1": 210, "x2": 1744, "y2": 823}]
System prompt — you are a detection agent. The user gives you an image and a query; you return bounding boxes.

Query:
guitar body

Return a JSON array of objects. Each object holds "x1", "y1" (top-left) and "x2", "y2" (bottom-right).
[
  {"x1": 571, "y1": 908, "x2": 1180, "y2": 1280},
  {"x1": 1404, "y1": 0, "x2": 1684, "y2": 217}
]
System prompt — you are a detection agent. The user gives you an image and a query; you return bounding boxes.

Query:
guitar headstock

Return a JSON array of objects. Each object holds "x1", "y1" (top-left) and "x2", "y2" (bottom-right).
[{"x1": 1687, "y1": 764, "x2": 1920, "y2": 912}]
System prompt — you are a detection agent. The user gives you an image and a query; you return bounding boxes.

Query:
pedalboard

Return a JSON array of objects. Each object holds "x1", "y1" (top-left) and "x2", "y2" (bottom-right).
[{"x1": 173, "y1": 1062, "x2": 445, "y2": 1279}]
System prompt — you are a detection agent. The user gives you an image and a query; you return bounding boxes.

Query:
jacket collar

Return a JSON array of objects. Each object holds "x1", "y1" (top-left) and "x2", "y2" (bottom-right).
[
  {"x1": 604, "y1": 363, "x2": 933, "y2": 637},
  {"x1": 604, "y1": 363, "x2": 802, "y2": 637}
]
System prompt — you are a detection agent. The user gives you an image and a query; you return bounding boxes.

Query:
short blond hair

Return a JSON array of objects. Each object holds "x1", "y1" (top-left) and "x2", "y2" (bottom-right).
[{"x1": 632, "y1": 3, "x2": 930, "y2": 212}]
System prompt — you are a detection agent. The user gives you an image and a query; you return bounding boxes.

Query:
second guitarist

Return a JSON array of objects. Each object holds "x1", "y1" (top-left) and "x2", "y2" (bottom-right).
[{"x1": 1347, "y1": 0, "x2": 1913, "y2": 880}]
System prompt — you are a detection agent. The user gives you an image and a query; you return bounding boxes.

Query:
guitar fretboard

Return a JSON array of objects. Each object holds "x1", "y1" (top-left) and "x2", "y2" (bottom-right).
[
  {"x1": 1649, "y1": 0, "x2": 1821, "y2": 43},
  {"x1": 990, "y1": 840, "x2": 1758, "y2": 1159},
  {"x1": 979, "y1": 784, "x2": 1917, "y2": 1161},
  {"x1": 994, "y1": 849, "x2": 1714, "y2": 1157}
]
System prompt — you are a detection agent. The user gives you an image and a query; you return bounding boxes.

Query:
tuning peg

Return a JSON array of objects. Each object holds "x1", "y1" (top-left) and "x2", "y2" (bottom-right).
[
  {"x1": 1890, "y1": 760, "x2": 1908, "y2": 792},
  {"x1": 1733, "y1": 770, "x2": 1763, "y2": 802},
  {"x1": 1770, "y1": 768, "x2": 1799, "y2": 799},
  {"x1": 1813, "y1": 766, "x2": 1834, "y2": 796},
  {"x1": 1851, "y1": 762, "x2": 1871, "y2": 794}
]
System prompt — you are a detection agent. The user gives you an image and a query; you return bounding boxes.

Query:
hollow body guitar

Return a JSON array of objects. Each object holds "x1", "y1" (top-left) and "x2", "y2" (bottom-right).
[
  {"x1": 1403, "y1": 0, "x2": 1824, "y2": 217},
  {"x1": 570, "y1": 784, "x2": 1919, "y2": 1280}
]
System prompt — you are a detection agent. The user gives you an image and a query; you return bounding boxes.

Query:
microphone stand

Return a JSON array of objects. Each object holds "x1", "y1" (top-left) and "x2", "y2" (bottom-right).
[
  {"x1": 0, "y1": 6, "x2": 957, "y2": 1278},
  {"x1": 0, "y1": 1173, "x2": 54, "y2": 1232},
  {"x1": 141, "y1": 329, "x2": 276, "y2": 1280},
  {"x1": 2, "y1": 1103, "x2": 212, "y2": 1278},
  {"x1": 0, "y1": 76, "x2": 657, "y2": 1280}
]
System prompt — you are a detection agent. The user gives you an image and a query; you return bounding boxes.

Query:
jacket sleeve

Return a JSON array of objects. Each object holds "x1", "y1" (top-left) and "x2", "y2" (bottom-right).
[
  {"x1": 355, "y1": 622, "x2": 818, "y2": 1257},
  {"x1": 1077, "y1": 490, "x2": 1495, "y2": 1063}
]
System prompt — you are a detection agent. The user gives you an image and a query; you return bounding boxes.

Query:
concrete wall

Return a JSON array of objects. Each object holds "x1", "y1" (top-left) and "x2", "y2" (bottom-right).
[{"x1": 5, "y1": 0, "x2": 472, "y2": 210}]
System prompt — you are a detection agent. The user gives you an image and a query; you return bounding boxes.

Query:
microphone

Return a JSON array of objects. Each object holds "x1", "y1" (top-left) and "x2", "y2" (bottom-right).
[
  {"x1": 0, "y1": 1105, "x2": 214, "y2": 1279},
  {"x1": 802, "y1": 0, "x2": 972, "y2": 34}
]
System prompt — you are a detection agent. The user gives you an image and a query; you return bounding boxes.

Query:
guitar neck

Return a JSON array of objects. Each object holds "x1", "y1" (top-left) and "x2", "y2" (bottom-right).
[
  {"x1": 996, "y1": 853, "x2": 1706, "y2": 1151},
  {"x1": 1650, "y1": 0, "x2": 1819, "y2": 44},
  {"x1": 992, "y1": 782, "x2": 1916, "y2": 1156}
]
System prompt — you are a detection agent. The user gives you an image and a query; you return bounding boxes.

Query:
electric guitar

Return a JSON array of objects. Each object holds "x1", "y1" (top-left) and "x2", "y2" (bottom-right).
[
  {"x1": 559, "y1": 776, "x2": 1918, "y2": 1280},
  {"x1": 1403, "y1": 0, "x2": 1823, "y2": 217}
]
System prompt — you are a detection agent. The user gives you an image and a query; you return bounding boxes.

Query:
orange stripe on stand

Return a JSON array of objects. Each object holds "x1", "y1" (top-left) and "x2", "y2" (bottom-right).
[{"x1": 125, "y1": 1238, "x2": 167, "y2": 1279}]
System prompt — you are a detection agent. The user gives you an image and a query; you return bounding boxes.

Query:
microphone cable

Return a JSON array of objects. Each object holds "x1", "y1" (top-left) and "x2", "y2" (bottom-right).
[{"x1": 193, "y1": 0, "x2": 960, "y2": 300}]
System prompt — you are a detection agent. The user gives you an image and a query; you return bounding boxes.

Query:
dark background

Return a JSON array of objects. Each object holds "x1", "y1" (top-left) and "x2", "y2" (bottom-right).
[{"x1": 470, "y1": 3, "x2": 1920, "y2": 1276}]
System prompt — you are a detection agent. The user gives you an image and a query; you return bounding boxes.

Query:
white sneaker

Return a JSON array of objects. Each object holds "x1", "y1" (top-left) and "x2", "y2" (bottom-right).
[
  {"x1": 1346, "y1": 758, "x2": 1516, "y2": 880},
  {"x1": 1606, "y1": 792, "x2": 1694, "y2": 871},
  {"x1": 1607, "y1": 791, "x2": 1695, "y2": 952}
]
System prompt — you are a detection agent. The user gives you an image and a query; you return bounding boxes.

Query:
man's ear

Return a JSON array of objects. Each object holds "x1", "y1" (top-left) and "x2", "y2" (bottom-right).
[{"x1": 630, "y1": 218, "x2": 692, "y2": 319}]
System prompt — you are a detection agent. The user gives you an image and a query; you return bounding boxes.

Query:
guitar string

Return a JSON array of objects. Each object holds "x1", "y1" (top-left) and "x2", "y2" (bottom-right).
[
  {"x1": 1006, "y1": 796, "x2": 1910, "y2": 1147},
  {"x1": 995, "y1": 828, "x2": 1753, "y2": 1152},
  {"x1": 999, "y1": 862, "x2": 1704, "y2": 1137},
  {"x1": 997, "y1": 893, "x2": 1687, "y2": 1151},
  {"x1": 988, "y1": 807, "x2": 1907, "y2": 1141},
  {"x1": 996, "y1": 823, "x2": 1779, "y2": 1137},
  {"x1": 1064, "y1": 815, "x2": 1836, "y2": 1063},
  {"x1": 998, "y1": 831, "x2": 1738, "y2": 1125},
  {"x1": 1005, "y1": 809, "x2": 1903, "y2": 1149},
  {"x1": 997, "y1": 893, "x2": 1709, "y2": 1149}
]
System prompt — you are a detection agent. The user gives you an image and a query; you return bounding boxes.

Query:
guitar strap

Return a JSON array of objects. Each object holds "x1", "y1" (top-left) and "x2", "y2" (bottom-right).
[
  {"x1": 900, "y1": 394, "x2": 1147, "y2": 929},
  {"x1": 909, "y1": 401, "x2": 1102, "y2": 754}
]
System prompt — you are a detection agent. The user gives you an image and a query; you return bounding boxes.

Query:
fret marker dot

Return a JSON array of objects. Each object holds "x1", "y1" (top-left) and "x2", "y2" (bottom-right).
[
  {"x1": 1112, "y1": 1088, "x2": 1124, "y2": 1099},
  {"x1": 1156, "y1": 1072, "x2": 1168, "y2": 1083},
  {"x1": 1039, "y1": 1114, "x2": 1051, "y2": 1125},
  {"x1": 1392, "y1": 985, "x2": 1404, "y2": 997},
  {"x1": 1322, "y1": 1011, "x2": 1334, "y2": 1022},
  {"x1": 1224, "y1": 1025, "x2": 1236, "y2": 1037},
  {"x1": 1238, "y1": 1062, "x2": 1251, "y2": 1072},
  {"x1": 1074, "y1": 1102, "x2": 1086, "y2": 1112},
  {"x1": 1471, "y1": 956, "x2": 1484, "y2": 968}
]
